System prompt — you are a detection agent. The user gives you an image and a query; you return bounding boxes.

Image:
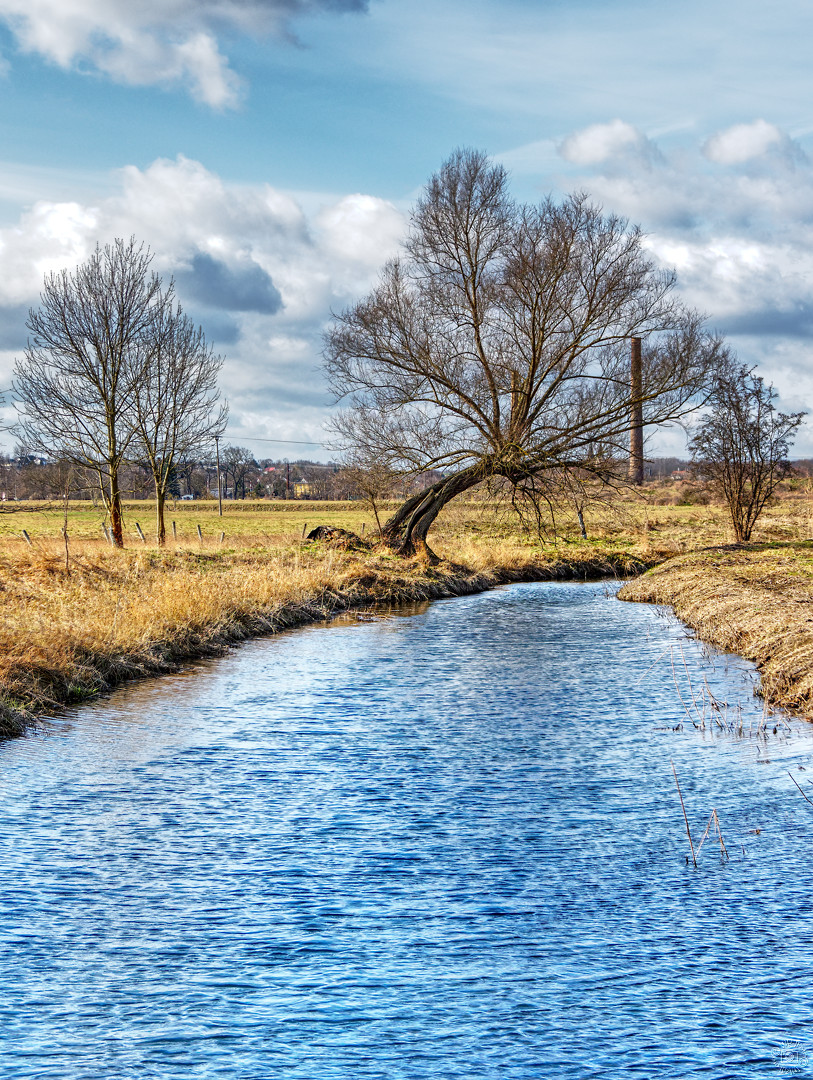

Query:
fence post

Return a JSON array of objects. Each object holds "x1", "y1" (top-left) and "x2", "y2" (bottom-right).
[
  {"x1": 135, "y1": 522, "x2": 147, "y2": 543},
  {"x1": 22, "y1": 530, "x2": 32, "y2": 546}
]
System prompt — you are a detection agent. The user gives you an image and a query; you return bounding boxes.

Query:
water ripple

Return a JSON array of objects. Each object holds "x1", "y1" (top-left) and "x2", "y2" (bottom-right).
[{"x1": 1, "y1": 582, "x2": 812, "y2": 1078}]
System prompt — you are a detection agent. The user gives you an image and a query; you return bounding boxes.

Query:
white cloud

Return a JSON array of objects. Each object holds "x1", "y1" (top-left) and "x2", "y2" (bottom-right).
[
  {"x1": 582, "y1": 167, "x2": 813, "y2": 328},
  {"x1": 0, "y1": 0, "x2": 367, "y2": 107},
  {"x1": 502, "y1": 120, "x2": 813, "y2": 448},
  {"x1": 559, "y1": 120, "x2": 642, "y2": 165},
  {"x1": 0, "y1": 154, "x2": 404, "y2": 447},
  {"x1": 315, "y1": 194, "x2": 404, "y2": 295},
  {"x1": 702, "y1": 119, "x2": 788, "y2": 165},
  {"x1": 6, "y1": 132, "x2": 813, "y2": 452}
]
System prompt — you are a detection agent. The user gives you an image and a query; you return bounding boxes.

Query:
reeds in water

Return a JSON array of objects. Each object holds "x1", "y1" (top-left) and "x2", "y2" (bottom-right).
[{"x1": 671, "y1": 760, "x2": 730, "y2": 867}]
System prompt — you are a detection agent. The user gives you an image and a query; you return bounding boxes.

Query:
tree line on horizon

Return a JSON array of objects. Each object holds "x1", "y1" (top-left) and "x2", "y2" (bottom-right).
[{"x1": 0, "y1": 450, "x2": 339, "y2": 504}]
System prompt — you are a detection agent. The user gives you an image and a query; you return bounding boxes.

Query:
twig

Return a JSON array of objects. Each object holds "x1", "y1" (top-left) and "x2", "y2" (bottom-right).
[
  {"x1": 672, "y1": 760, "x2": 697, "y2": 867},
  {"x1": 788, "y1": 770, "x2": 813, "y2": 805},
  {"x1": 696, "y1": 808, "x2": 729, "y2": 861},
  {"x1": 678, "y1": 644, "x2": 705, "y2": 725},
  {"x1": 713, "y1": 809, "x2": 729, "y2": 861},
  {"x1": 669, "y1": 647, "x2": 703, "y2": 728},
  {"x1": 633, "y1": 645, "x2": 671, "y2": 687}
]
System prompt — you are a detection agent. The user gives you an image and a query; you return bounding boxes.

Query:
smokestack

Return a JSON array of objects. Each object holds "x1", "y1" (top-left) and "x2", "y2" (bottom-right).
[{"x1": 629, "y1": 336, "x2": 644, "y2": 485}]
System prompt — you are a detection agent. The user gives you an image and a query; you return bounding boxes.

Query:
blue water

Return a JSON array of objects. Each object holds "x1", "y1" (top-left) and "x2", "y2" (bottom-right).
[{"x1": 2, "y1": 581, "x2": 813, "y2": 1079}]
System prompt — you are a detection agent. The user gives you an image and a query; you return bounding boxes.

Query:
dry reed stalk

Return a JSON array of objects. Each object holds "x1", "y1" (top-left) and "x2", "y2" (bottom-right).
[
  {"x1": 672, "y1": 760, "x2": 697, "y2": 867},
  {"x1": 788, "y1": 771, "x2": 813, "y2": 805},
  {"x1": 668, "y1": 645, "x2": 705, "y2": 729},
  {"x1": 695, "y1": 808, "x2": 729, "y2": 861}
]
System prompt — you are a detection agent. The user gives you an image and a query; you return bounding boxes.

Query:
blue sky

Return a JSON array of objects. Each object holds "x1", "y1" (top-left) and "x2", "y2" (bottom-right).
[{"x1": 1, "y1": 0, "x2": 813, "y2": 457}]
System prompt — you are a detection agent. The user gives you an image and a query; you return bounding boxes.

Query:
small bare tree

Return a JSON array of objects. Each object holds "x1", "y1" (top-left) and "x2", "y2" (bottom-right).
[
  {"x1": 14, "y1": 238, "x2": 164, "y2": 547},
  {"x1": 221, "y1": 446, "x2": 255, "y2": 499},
  {"x1": 134, "y1": 305, "x2": 227, "y2": 544},
  {"x1": 341, "y1": 450, "x2": 402, "y2": 536},
  {"x1": 324, "y1": 149, "x2": 727, "y2": 560},
  {"x1": 690, "y1": 364, "x2": 805, "y2": 541}
]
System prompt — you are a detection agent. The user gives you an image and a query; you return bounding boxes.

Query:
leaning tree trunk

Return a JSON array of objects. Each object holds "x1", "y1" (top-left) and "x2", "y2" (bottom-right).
[{"x1": 381, "y1": 464, "x2": 486, "y2": 562}]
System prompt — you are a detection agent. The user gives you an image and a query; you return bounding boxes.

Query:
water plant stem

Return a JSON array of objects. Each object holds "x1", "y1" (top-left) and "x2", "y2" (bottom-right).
[{"x1": 672, "y1": 760, "x2": 697, "y2": 867}]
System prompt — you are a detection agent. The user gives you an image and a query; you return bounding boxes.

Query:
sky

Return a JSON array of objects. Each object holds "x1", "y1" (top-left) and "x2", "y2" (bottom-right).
[{"x1": 1, "y1": 0, "x2": 813, "y2": 459}]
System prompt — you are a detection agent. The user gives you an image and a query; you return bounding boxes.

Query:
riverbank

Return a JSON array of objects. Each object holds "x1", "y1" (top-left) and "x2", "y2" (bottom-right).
[
  {"x1": 0, "y1": 539, "x2": 656, "y2": 738},
  {"x1": 5, "y1": 483, "x2": 813, "y2": 738},
  {"x1": 619, "y1": 542, "x2": 813, "y2": 717}
]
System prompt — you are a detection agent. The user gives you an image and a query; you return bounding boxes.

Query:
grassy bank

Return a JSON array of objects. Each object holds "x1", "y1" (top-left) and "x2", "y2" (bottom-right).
[
  {"x1": 0, "y1": 532, "x2": 655, "y2": 737},
  {"x1": 3, "y1": 480, "x2": 813, "y2": 737},
  {"x1": 619, "y1": 542, "x2": 813, "y2": 716}
]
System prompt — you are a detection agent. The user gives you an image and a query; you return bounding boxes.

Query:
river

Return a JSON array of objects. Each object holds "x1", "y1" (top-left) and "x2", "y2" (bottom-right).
[{"x1": 1, "y1": 581, "x2": 812, "y2": 1078}]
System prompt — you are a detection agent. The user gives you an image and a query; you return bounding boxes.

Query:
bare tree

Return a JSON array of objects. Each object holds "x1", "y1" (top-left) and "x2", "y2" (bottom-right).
[
  {"x1": 134, "y1": 304, "x2": 227, "y2": 544},
  {"x1": 341, "y1": 450, "x2": 401, "y2": 535},
  {"x1": 324, "y1": 149, "x2": 727, "y2": 560},
  {"x1": 14, "y1": 238, "x2": 164, "y2": 546},
  {"x1": 690, "y1": 364, "x2": 805, "y2": 542},
  {"x1": 222, "y1": 445, "x2": 255, "y2": 499}
]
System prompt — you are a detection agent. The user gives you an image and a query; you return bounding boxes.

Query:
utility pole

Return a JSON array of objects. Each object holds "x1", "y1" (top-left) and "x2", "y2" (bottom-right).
[
  {"x1": 286, "y1": 461, "x2": 290, "y2": 500},
  {"x1": 629, "y1": 336, "x2": 644, "y2": 485},
  {"x1": 214, "y1": 434, "x2": 223, "y2": 516}
]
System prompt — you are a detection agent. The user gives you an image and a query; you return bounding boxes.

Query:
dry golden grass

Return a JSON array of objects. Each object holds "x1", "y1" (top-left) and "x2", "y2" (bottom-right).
[
  {"x1": 2, "y1": 478, "x2": 813, "y2": 734},
  {"x1": 0, "y1": 521, "x2": 655, "y2": 736},
  {"x1": 619, "y1": 543, "x2": 813, "y2": 716}
]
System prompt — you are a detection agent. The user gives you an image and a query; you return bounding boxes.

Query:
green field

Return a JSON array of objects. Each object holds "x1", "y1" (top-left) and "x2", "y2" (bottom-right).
[
  {"x1": 1, "y1": 480, "x2": 811, "y2": 556},
  {"x1": 0, "y1": 499, "x2": 377, "y2": 546}
]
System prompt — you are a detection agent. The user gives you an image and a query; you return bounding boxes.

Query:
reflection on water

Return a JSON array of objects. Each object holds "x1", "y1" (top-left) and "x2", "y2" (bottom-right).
[{"x1": 1, "y1": 581, "x2": 812, "y2": 1079}]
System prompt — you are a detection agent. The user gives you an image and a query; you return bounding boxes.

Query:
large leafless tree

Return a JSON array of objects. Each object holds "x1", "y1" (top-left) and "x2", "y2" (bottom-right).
[
  {"x1": 14, "y1": 238, "x2": 164, "y2": 546},
  {"x1": 324, "y1": 149, "x2": 728, "y2": 559},
  {"x1": 134, "y1": 305, "x2": 227, "y2": 544}
]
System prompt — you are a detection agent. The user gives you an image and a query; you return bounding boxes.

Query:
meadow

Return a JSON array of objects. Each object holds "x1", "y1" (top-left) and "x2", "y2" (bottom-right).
[
  {"x1": 2, "y1": 477, "x2": 813, "y2": 735},
  {"x1": 4, "y1": 475, "x2": 813, "y2": 552}
]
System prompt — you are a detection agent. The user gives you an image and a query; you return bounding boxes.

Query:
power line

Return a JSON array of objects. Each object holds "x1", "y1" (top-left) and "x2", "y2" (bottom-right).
[{"x1": 222, "y1": 435, "x2": 330, "y2": 447}]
